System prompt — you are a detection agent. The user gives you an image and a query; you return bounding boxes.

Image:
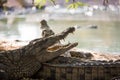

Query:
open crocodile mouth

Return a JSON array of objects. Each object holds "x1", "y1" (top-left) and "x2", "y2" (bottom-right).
[
  {"x1": 47, "y1": 43, "x2": 70, "y2": 52},
  {"x1": 47, "y1": 27, "x2": 76, "y2": 52},
  {"x1": 47, "y1": 42, "x2": 78, "y2": 52}
]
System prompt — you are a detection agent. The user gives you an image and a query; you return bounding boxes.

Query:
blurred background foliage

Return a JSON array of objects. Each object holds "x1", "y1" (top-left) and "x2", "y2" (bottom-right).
[{"x1": 34, "y1": 0, "x2": 87, "y2": 9}]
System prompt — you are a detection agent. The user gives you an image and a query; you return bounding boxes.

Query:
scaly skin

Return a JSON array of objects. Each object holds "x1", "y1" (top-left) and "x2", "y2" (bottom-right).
[
  {"x1": 39, "y1": 56, "x2": 120, "y2": 80},
  {"x1": 0, "y1": 27, "x2": 78, "y2": 80}
]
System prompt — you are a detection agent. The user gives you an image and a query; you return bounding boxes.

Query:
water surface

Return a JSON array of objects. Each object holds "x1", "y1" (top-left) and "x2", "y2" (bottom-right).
[{"x1": 0, "y1": 18, "x2": 120, "y2": 54}]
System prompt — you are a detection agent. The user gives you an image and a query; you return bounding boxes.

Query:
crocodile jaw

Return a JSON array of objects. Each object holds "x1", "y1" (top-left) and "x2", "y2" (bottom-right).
[
  {"x1": 35, "y1": 27, "x2": 77, "y2": 62},
  {"x1": 36, "y1": 42, "x2": 78, "y2": 62},
  {"x1": 43, "y1": 27, "x2": 75, "y2": 48}
]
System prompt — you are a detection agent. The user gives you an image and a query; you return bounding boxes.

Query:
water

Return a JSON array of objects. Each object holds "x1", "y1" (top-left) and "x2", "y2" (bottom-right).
[{"x1": 0, "y1": 18, "x2": 120, "y2": 54}]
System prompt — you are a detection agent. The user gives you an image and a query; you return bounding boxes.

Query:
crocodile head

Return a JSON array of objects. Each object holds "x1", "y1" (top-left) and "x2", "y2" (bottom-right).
[
  {"x1": 0, "y1": 27, "x2": 78, "y2": 79},
  {"x1": 27, "y1": 27, "x2": 78, "y2": 62}
]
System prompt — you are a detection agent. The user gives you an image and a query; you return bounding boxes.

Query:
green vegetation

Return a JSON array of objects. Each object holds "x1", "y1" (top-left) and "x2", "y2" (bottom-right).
[
  {"x1": 67, "y1": 1, "x2": 87, "y2": 9},
  {"x1": 34, "y1": 0, "x2": 86, "y2": 9}
]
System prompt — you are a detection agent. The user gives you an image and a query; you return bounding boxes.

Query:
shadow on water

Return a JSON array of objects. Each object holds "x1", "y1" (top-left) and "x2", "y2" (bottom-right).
[{"x1": 0, "y1": 18, "x2": 120, "y2": 54}]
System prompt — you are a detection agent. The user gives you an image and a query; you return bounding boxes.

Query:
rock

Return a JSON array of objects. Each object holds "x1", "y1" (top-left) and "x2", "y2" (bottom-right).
[
  {"x1": 115, "y1": 59, "x2": 120, "y2": 62},
  {"x1": 84, "y1": 52, "x2": 93, "y2": 59},
  {"x1": 70, "y1": 51, "x2": 86, "y2": 58},
  {"x1": 89, "y1": 25, "x2": 98, "y2": 29},
  {"x1": 70, "y1": 50, "x2": 94, "y2": 59},
  {"x1": 109, "y1": 60, "x2": 114, "y2": 62},
  {"x1": 0, "y1": 40, "x2": 28, "y2": 51}
]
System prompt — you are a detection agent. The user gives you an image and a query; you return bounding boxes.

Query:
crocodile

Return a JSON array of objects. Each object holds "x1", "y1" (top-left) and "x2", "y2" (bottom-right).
[
  {"x1": 39, "y1": 56, "x2": 120, "y2": 80},
  {"x1": 0, "y1": 27, "x2": 78, "y2": 80}
]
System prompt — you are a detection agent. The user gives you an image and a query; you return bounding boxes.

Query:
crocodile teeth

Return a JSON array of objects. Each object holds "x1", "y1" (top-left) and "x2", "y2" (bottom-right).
[{"x1": 47, "y1": 42, "x2": 71, "y2": 52}]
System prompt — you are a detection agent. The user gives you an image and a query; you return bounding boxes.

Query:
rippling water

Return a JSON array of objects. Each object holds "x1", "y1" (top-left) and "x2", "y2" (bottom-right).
[{"x1": 0, "y1": 18, "x2": 120, "y2": 54}]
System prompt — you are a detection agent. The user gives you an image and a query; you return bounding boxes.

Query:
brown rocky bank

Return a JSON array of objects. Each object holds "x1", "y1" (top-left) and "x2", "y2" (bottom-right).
[{"x1": 0, "y1": 39, "x2": 119, "y2": 61}]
